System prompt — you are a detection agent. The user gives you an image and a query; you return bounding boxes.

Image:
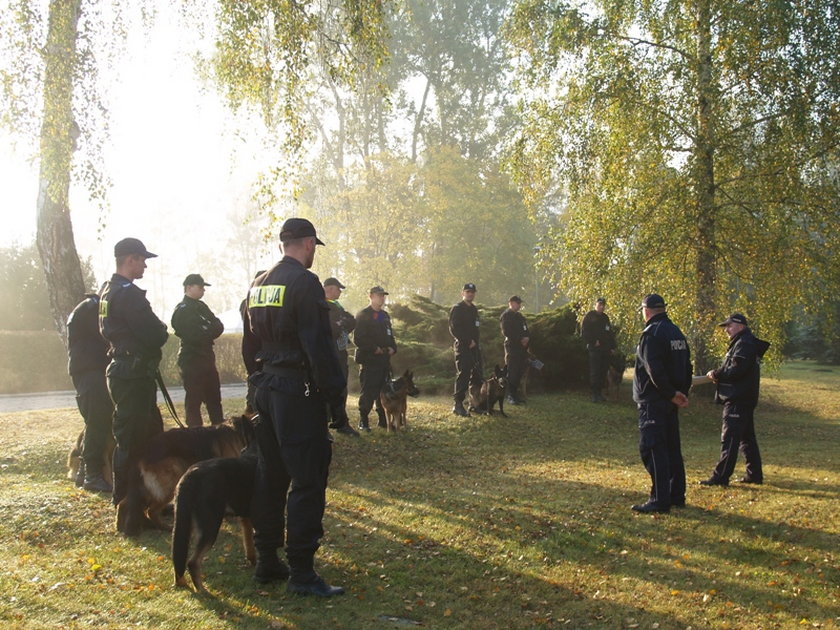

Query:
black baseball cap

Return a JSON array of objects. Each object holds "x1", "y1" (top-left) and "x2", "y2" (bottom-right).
[
  {"x1": 463, "y1": 283, "x2": 477, "y2": 292},
  {"x1": 509, "y1": 295, "x2": 523, "y2": 303},
  {"x1": 279, "y1": 218, "x2": 325, "y2": 245},
  {"x1": 369, "y1": 286, "x2": 389, "y2": 295},
  {"x1": 718, "y1": 313, "x2": 748, "y2": 326},
  {"x1": 324, "y1": 277, "x2": 346, "y2": 289},
  {"x1": 639, "y1": 293, "x2": 667, "y2": 310},
  {"x1": 183, "y1": 274, "x2": 210, "y2": 287},
  {"x1": 114, "y1": 237, "x2": 157, "y2": 258},
  {"x1": 596, "y1": 297, "x2": 606, "y2": 304}
]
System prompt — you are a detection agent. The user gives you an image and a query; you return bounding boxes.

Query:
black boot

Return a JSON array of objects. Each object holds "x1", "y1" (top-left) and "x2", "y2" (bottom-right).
[
  {"x1": 287, "y1": 557, "x2": 344, "y2": 597},
  {"x1": 376, "y1": 408, "x2": 387, "y2": 428},
  {"x1": 358, "y1": 414, "x2": 371, "y2": 432},
  {"x1": 254, "y1": 549, "x2": 290, "y2": 584},
  {"x1": 452, "y1": 400, "x2": 469, "y2": 417}
]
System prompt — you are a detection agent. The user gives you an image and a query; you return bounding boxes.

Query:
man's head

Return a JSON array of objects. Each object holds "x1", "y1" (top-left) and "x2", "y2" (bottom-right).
[
  {"x1": 462, "y1": 283, "x2": 477, "y2": 303},
  {"x1": 369, "y1": 286, "x2": 388, "y2": 310},
  {"x1": 183, "y1": 273, "x2": 210, "y2": 299},
  {"x1": 639, "y1": 293, "x2": 666, "y2": 323},
  {"x1": 595, "y1": 297, "x2": 606, "y2": 313},
  {"x1": 114, "y1": 238, "x2": 156, "y2": 281},
  {"x1": 279, "y1": 218, "x2": 324, "y2": 269},
  {"x1": 508, "y1": 295, "x2": 523, "y2": 312},
  {"x1": 718, "y1": 313, "x2": 748, "y2": 339},
  {"x1": 323, "y1": 277, "x2": 345, "y2": 301}
]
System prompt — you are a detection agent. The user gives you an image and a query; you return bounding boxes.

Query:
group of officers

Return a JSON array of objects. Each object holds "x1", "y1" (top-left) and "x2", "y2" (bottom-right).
[{"x1": 66, "y1": 217, "x2": 769, "y2": 598}]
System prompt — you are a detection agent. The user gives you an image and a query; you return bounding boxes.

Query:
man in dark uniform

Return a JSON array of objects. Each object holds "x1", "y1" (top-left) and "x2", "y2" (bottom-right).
[
  {"x1": 67, "y1": 290, "x2": 114, "y2": 493},
  {"x1": 99, "y1": 238, "x2": 168, "y2": 517},
  {"x1": 500, "y1": 295, "x2": 530, "y2": 405},
  {"x1": 171, "y1": 274, "x2": 225, "y2": 427},
  {"x1": 699, "y1": 313, "x2": 769, "y2": 487},
  {"x1": 246, "y1": 217, "x2": 345, "y2": 597},
  {"x1": 240, "y1": 270, "x2": 266, "y2": 415},
  {"x1": 449, "y1": 283, "x2": 482, "y2": 417},
  {"x1": 581, "y1": 297, "x2": 617, "y2": 402},
  {"x1": 353, "y1": 286, "x2": 397, "y2": 431},
  {"x1": 632, "y1": 293, "x2": 692, "y2": 514},
  {"x1": 323, "y1": 277, "x2": 359, "y2": 437}
]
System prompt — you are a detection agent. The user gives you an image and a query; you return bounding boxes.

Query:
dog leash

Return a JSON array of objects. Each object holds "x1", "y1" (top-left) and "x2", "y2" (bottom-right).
[{"x1": 156, "y1": 370, "x2": 185, "y2": 428}]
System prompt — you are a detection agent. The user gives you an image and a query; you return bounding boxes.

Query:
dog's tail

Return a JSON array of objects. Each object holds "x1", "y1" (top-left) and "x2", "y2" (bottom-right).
[{"x1": 171, "y1": 473, "x2": 196, "y2": 585}]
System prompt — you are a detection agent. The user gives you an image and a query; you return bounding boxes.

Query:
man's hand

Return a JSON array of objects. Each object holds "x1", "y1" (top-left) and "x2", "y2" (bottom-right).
[
  {"x1": 374, "y1": 347, "x2": 383, "y2": 355},
  {"x1": 671, "y1": 391, "x2": 689, "y2": 408},
  {"x1": 469, "y1": 340, "x2": 476, "y2": 349},
  {"x1": 520, "y1": 337, "x2": 529, "y2": 347},
  {"x1": 705, "y1": 370, "x2": 717, "y2": 383},
  {"x1": 387, "y1": 347, "x2": 395, "y2": 355}
]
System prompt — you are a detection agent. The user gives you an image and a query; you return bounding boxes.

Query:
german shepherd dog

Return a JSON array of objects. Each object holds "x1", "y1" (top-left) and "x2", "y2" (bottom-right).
[
  {"x1": 172, "y1": 443, "x2": 257, "y2": 592},
  {"x1": 380, "y1": 370, "x2": 420, "y2": 431},
  {"x1": 469, "y1": 364, "x2": 508, "y2": 416},
  {"x1": 67, "y1": 429, "x2": 115, "y2": 487},
  {"x1": 116, "y1": 414, "x2": 255, "y2": 537}
]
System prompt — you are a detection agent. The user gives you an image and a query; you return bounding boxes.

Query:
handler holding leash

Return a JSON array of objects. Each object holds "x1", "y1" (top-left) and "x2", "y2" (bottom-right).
[
  {"x1": 449, "y1": 283, "x2": 482, "y2": 417},
  {"x1": 246, "y1": 218, "x2": 346, "y2": 597},
  {"x1": 500, "y1": 295, "x2": 530, "y2": 405},
  {"x1": 99, "y1": 238, "x2": 168, "y2": 516}
]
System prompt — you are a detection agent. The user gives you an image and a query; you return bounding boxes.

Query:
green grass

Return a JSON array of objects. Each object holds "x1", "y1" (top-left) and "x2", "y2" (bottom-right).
[{"x1": 0, "y1": 362, "x2": 838, "y2": 629}]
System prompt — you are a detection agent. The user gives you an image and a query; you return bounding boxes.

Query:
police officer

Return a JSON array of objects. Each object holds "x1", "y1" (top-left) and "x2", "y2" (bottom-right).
[
  {"x1": 500, "y1": 295, "x2": 530, "y2": 405},
  {"x1": 353, "y1": 286, "x2": 397, "y2": 431},
  {"x1": 699, "y1": 313, "x2": 769, "y2": 487},
  {"x1": 632, "y1": 293, "x2": 692, "y2": 514},
  {"x1": 99, "y1": 238, "x2": 168, "y2": 518},
  {"x1": 581, "y1": 297, "x2": 616, "y2": 402},
  {"x1": 449, "y1": 283, "x2": 482, "y2": 417},
  {"x1": 67, "y1": 289, "x2": 114, "y2": 493},
  {"x1": 246, "y1": 218, "x2": 345, "y2": 597},
  {"x1": 171, "y1": 274, "x2": 225, "y2": 427},
  {"x1": 323, "y1": 277, "x2": 359, "y2": 437}
]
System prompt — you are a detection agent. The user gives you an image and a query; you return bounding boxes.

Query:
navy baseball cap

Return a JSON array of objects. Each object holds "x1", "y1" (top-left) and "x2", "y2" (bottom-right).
[
  {"x1": 509, "y1": 295, "x2": 523, "y2": 303},
  {"x1": 279, "y1": 218, "x2": 325, "y2": 245},
  {"x1": 639, "y1": 293, "x2": 666, "y2": 310},
  {"x1": 114, "y1": 237, "x2": 157, "y2": 258},
  {"x1": 718, "y1": 313, "x2": 748, "y2": 326},
  {"x1": 369, "y1": 286, "x2": 389, "y2": 295},
  {"x1": 324, "y1": 277, "x2": 346, "y2": 289},
  {"x1": 463, "y1": 283, "x2": 477, "y2": 292},
  {"x1": 183, "y1": 274, "x2": 210, "y2": 287},
  {"x1": 596, "y1": 297, "x2": 606, "y2": 304}
]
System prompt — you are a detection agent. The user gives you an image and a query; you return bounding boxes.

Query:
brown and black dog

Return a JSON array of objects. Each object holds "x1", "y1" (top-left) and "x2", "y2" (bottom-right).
[
  {"x1": 172, "y1": 444, "x2": 257, "y2": 592},
  {"x1": 116, "y1": 414, "x2": 255, "y2": 537},
  {"x1": 469, "y1": 364, "x2": 508, "y2": 416},
  {"x1": 67, "y1": 429, "x2": 115, "y2": 487},
  {"x1": 380, "y1": 370, "x2": 420, "y2": 431}
]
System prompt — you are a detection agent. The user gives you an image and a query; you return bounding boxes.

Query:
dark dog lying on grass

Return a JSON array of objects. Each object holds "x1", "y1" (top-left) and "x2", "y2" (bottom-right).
[
  {"x1": 116, "y1": 414, "x2": 255, "y2": 537},
  {"x1": 172, "y1": 444, "x2": 257, "y2": 593},
  {"x1": 380, "y1": 370, "x2": 420, "y2": 431},
  {"x1": 469, "y1": 365, "x2": 508, "y2": 416}
]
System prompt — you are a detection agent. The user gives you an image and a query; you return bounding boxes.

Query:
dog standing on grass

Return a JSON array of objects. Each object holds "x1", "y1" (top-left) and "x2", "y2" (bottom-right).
[
  {"x1": 172, "y1": 444, "x2": 257, "y2": 592},
  {"x1": 116, "y1": 414, "x2": 255, "y2": 537},
  {"x1": 469, "y1": 364, "x2": 508, "y2": 416},
  {"x1": 379, "y1": 370, "x2": 420, "y2": 431}
]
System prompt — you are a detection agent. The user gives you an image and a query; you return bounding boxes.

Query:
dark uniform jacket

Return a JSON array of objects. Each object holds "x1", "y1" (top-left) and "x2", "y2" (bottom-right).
[
  {"x1": 327, "y1": 299, "x2": 356, "y2": 353},
  {"x1": 500, "y1": 308, "x2": 529, "y2": 344},
  {"x1": 633, "y1": 312, "x2": 692, "y2": 404},
  {"x1": 448, "y1": 301, "x2": 480, "y2": 353},
  {"x1": 711, "y1": 328, "x2": 770, "y2": 407},
  {"x1": 171, "y1": 296, "x2": 224, "y2": 366},
  {"x1": 67, "y1": 294, "x2": 110, "y2": 376},
  {"x1": 354, "y1": 306, "x2": 397, "y2": 365},
  {"x1": 581, "y1": 310, "x2": 616, "y2": 351},
  {"x1": 246, "y1": 256, "x2": 345, "y2": 400},
  {"x1": 99, "y1": 273, "x2": 169, "y2": 378},
  {"x1": 240, "y1": 297, "x2": 260, "y2": 376}
]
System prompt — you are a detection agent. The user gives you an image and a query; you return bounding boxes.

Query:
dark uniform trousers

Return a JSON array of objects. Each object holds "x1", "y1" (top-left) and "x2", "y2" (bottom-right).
[
  {"x1": 252, "y1": 382, "x2": 331, "y2": 572},
  {"x1": 588, "y1": 347, "x2": 609, "y2": 398},
  {"x1": 711, "y1": 402, "x2": 763, "y2": 483},
  {"x1": 181, "y1": 360, "x2": 224, "y2": 426},
  {"x1": 359, "y1": 358, "x2": 389, "y2": 425},
  {"x1": 328, "y1": 350, "x2": 350, "y2": 427},
  {"x1": 638, "y1": 400, "x2": 686, "y2": 508},
  {"x1": 71, "y1": 370, "x2": 114, "y2": 476},
  {"x1": 504, "y1": 341, "x2": 528, "y2": 400},
  {"x1": 454, "y1": 350, "x2": 483, "y2": 403},
  {"x1": 107, "y1": 370, "x2": 164, "y2": 504}
]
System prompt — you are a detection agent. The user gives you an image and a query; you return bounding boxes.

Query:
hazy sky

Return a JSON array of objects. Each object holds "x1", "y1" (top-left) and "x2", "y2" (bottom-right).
[{"x1": 1, "y1": 10, "x2": 286, "y2": 320}]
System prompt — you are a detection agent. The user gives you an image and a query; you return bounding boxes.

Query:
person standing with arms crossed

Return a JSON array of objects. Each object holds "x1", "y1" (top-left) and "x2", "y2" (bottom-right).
[
  {"x1": 99, "y1": 238, "x2": 168, "y2": 526},
  {"x1": 632, "y1": 294, "x2": 692, "y2": 514},
  {"x1": 581, "y1": 297, "x2": 616, "y2": 402},
  {"x1": 246, "y1": 218, "x2": 346, "y2": 596},
  {"x1": 353, "y1": 286, "x2": 397, "y2": 431}
]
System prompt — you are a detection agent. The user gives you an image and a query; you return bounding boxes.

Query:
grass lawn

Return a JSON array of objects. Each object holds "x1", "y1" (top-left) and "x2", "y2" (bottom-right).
[{"x1": 0, "y1": 361, "x2": 837, "y2": 629}]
